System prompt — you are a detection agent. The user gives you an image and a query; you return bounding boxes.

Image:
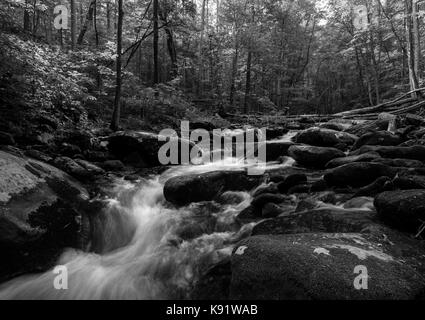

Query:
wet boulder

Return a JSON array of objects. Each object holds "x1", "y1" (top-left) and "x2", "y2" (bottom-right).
[
  {"x1": 265, "y1": 127, "x2": 289, "y2": 140},
  {"x1": 277, "y1": 173, "x2": 307, "y2": 193},
  {"x1": 343, "y1": 197, "x2": 375, "y2": 210},
  {"x1": 0, "y1": 150, "x2": 91, "y2": 280},
  {"x1": 371, "y1": 158, "x2": 424, "y2": 168},
  {"x1": 230, "y1": 232, "x2": 425, "y2": 299},
  {"x1": 216, "y1": 191, "x2": 247, "y2": 205},
  {"x1": 25, "y1": 149, "x2": 52, "y2": 163},
  {"x1": 252, "y1": 208, "x2": 375, "y2": 236},
  {"x1": 261, "y1": 203, "x2": 288, "y2": 218},
  {"x1": 354, "y1": 176, "x2": 393, "y2": 197},
  {"x1": 352, "y1": 131, "x2": 403, "y2": 151},
  {"x1": 252, "y1": 183, "x2": 279, "y2": 197},
  {"x1": 375, "y1": 190, "x2": 425, "y2": 233},
  {"x1": 325, "y1": 152, "x2": 381, "y2": 169},
  {"x1": 101, "y1": 160, "x2": 125, "y2": 171},
  {"x1": 164, "y1": 170, "x2": 261, "y2": 206},
  {"x1": 265, "y1": 141, "x2": 295, "y2": 162},
  {"x1": 251, "y1": 193, "x2": 287, "y2": 209},
  {"x1": 108, "y1": 131, "x2": 196, "y2": 167},
  {"x1": 352, "y1": 145, "x2": 425, "y2": 161},
  {"x1": 324, "y1": 162, "x2": 398, "y2": 188},
  {"x1": 53, "y1": 157, "x2": 103, "y2": 180},
  {"x1": 295, "y1": 127, "x2": 358, "y2": 148},
  {"x1": 288, "y1": 145, "x2": 345, "y2": 168},
  {"x1": 393, "y1": 175, "x2": 425, "y2": 190}
]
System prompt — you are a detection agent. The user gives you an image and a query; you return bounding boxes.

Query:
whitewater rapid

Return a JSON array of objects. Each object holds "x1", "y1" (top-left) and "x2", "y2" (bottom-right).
[
  {"x1": 0, "y1": 156, "x2": 273, "y2": 299},
  {"x1": 0, "y1": 130, "x2": 302, "y2": 299}
]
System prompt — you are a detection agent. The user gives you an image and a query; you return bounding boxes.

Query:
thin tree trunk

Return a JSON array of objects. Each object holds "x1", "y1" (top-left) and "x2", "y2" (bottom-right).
[
  {"x1": 24, "y1": 0, "x2": 31, "y2": 32},
  {"x1": 70, "y1": 0, "x2": 76, "y2": 49},
  {"x1": 244, "y1": 50, "x2": 252, "y2": 114},
  {"x1": 80, "y1": 1, "x2": 84, "y2": 26},
  {"x1": 107, "y1": 1, "x2": 111, "y2": 32},
  {"x1": 110, "y1": 0, "x2": 124, "y2": 131},
  {"x1": 32, "y1": 0, "x2": 37, "y2": 38},
  {"x1": 153, "y1": 0, "x2": 159, "y2": 84},
  {"x1": 413, "y1": 0, "x2": 421, "y2": 80},
  {"x1": 94, "y1": 0, "x2": 99, "y2": 46},
  {"x1": 229, "y1": 31, "x2": 239, "y2": 107},
  {"x1": 77, "y1": 0, "x2": 96, "y2": 45},
  {"x1": 244, "y1": 5, "x2": 255, "y2": 114},
  {"x1": 405, "y1": 0, "x2": 420, "y2": 97},
  {"x1": 158, "y1": 7, "x2": 178, "y2": 79},
  {"x1": 197, "y1": 0, "x2": 206, "y2": 94}
]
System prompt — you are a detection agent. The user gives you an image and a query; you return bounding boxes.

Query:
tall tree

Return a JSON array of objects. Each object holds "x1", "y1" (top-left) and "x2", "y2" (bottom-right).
[
  {"x1": 244, "y1": 4, "x2": 255, "y2": 114},
  {"x1": 153, "y1": 0, "x2": 159, "y2": 84},
  {"x1": 110, "y1": 0, "x2": 124, "y2": 131},
  {"x1": 70, "y1": 0, "x2": 76, "y2": 49},
  {"x1": 77, "y1": 0, "x2": 96, "y2": 45},
  {"x1": 405, "y1": 0, "x2": 420, "y2": 96}
]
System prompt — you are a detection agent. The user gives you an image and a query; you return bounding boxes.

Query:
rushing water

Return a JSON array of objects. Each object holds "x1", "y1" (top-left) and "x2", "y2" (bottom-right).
[
  {"x1": 0, "y1": 130, "x2": 297, "y2": 300},
  {"x1": 0, "y1": 129, "x2": 376, "y2": 300}
]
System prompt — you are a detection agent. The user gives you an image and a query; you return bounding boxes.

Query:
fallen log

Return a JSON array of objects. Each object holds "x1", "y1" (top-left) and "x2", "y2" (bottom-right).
[{"x1": 334, "y1": 87, "x2": 425, "y2": 118}]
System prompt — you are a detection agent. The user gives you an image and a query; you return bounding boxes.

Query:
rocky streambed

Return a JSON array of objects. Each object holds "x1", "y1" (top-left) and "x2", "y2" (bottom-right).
[{"x1": 1, "y1": 115, "x2": 425, "y2": 299}]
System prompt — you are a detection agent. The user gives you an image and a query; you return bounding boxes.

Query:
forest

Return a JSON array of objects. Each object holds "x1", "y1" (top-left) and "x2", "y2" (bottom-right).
[
  {"x1": 2, "y1": 0, "x2": 425, "y2": 302},
  {"x1": 2, "y1": 0, "x2": 425, "y2": 123}
]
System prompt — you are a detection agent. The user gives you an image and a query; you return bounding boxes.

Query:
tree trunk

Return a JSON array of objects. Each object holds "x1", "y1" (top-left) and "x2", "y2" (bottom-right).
[
  {"x1": 405, "y1": 0, "x2": 420, "y2": 97},
  {"x1": 94, "y1": 0, "x2": 99, "y2": 46},
  {"x1": 77, "y1": 0, "x2": 96, "y2": 45},
  {"x1": 244, "y1": 5, "x2": 255, "y2": 114},
  {"x1": 106, "y1": 1, "x2": 111, "y2": 32},
  {"x1": 153, "y1": 0, "x2": 159, "y2": 84},
  {"x1": 23, "y1": 0, "x2": 31, "y2": 32},
  {"x1": 229, "y1": 34, "x2": 239, "y2": 107},
  {"x1": 158, "y1": 8, "x2": 178, "y2": 79},
  {"x1": 70, "y1": 0, "x2": 76, "y2": 49},
  {"x1": 197, "y1": 0, "x2": 207, "y2": 94},
  {"x1": 110, "y1": 0, "x2": 124, "y2": 131},
  {"x1": 413, "y1": 0, "x2": 421, "y2": 80},
  {"x1": 244, "y1": 50, "x2": 252, "y2": 114}
]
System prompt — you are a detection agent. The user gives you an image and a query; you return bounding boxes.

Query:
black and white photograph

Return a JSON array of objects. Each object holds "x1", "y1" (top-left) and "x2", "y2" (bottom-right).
[{"x1": 0, "y1": 0, "x2": 425, "y2": 308}]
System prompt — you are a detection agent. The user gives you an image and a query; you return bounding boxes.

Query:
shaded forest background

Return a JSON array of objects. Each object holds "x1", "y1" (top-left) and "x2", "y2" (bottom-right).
[{"x1": 1, "y1": 0, "x2": 425, "y2": 132}]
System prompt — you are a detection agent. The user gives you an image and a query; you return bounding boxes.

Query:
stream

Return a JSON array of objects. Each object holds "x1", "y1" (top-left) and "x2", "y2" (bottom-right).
[{"x1": 0, "y1": 132, "x2": 297, "y2": 299}]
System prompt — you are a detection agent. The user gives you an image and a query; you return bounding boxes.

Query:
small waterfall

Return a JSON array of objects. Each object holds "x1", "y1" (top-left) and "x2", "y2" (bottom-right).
[{"x1": 0, "y1": 131, "x2": 297, "y2": 300}]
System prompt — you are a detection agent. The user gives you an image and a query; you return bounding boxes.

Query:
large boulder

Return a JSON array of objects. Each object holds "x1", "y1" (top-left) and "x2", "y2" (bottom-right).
[
  {"x1": 265, "y1": 141, "x2": 295, "y2": 162},
  {"x1": 393, "y1": 175, "x2": 425, "y2": 190},
  {"x1": 288, "y1": 145, "x2": 345, "y2": 168},
  {"x1": 375, "y1": 190, "x2": 425, "y2": 233},
  {"x1": 295, "y1": 127, "x2": 358, "y2": 147},
  {"x1": 252, "y1": 208, "x2": 376, "y2": 236},
  {"x1": 352, "y1": 131, "x2": 403, "y2": 150},
  {"x1": 354, "y1": 176, "x2": 393, "y2": 197},
  {"x1": 53, "y1": 157, "x2": 103, "y2": 180},
  {"x1": 0, "y1": 150, "x2": 91, "y2": 281},
  {"x1": 265, "y1": 127, "x2": 289, "y2": 140},
  {"x1": 108, "y1": 131, "x2": 196, "y2": 167},
  {"x1": 163, "y1": 170, "x2": 261, "y2": 206},
  {"x1": 230, "y1": 232, "x2": 425, "y2": 299},
  {"x1": 324, "y1": 162, "x2": 398, "y2": 188},
  {"x1": 277, "y1": 173, "x2": 308, "y2": 193}
]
